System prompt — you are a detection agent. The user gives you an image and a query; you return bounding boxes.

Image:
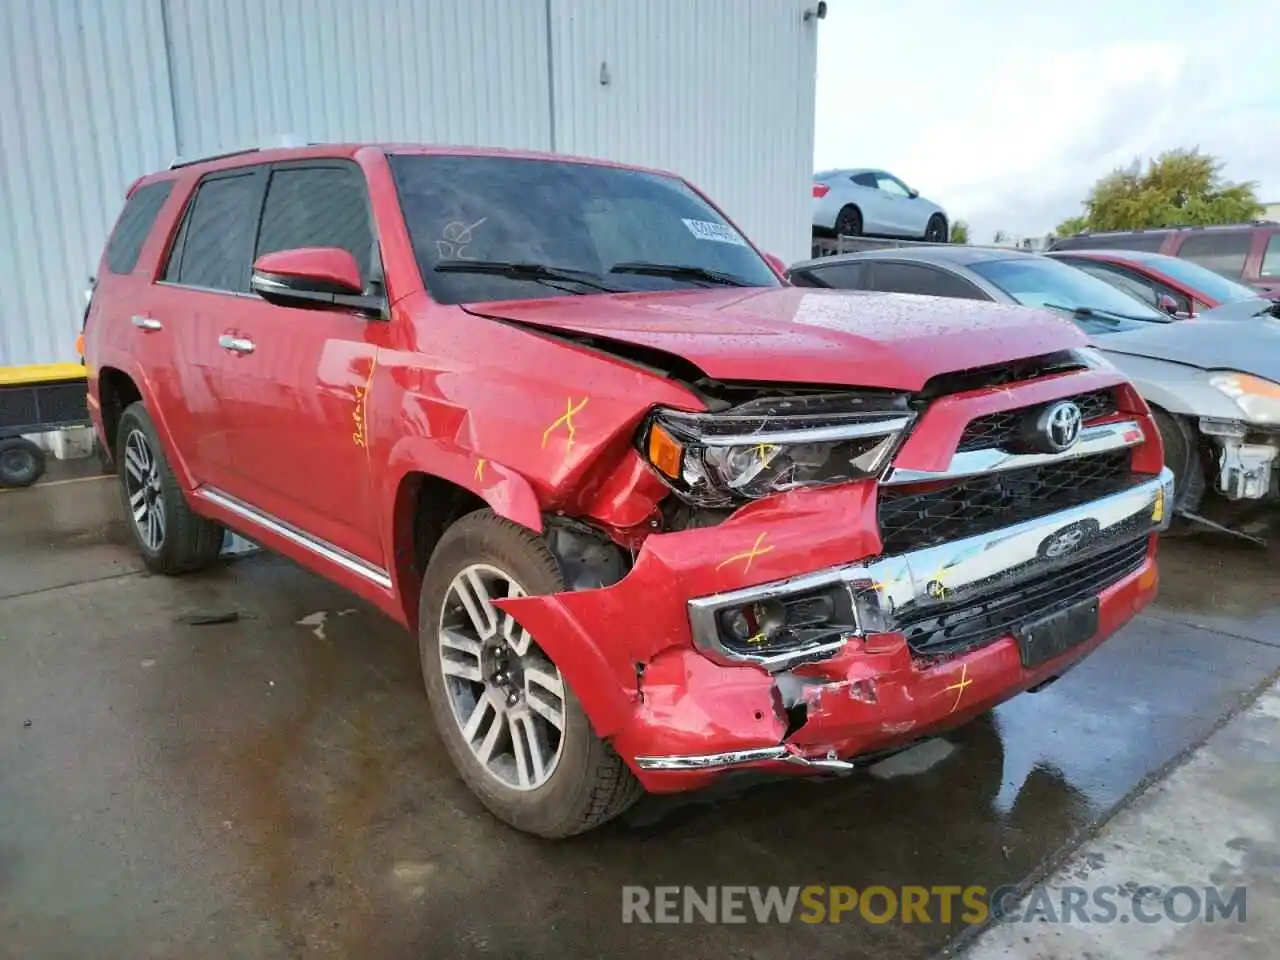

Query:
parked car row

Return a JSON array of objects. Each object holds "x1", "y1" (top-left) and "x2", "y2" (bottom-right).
[
  {"x1": 84, "y1": 144, "x2": 1173, "y2": 838},
  {"x1": 1048, "y1": 222, "x2": 1280, "y2": 300},
  {"x1": 788, "y1": 244, "x2": 1280, "y2": 539}
]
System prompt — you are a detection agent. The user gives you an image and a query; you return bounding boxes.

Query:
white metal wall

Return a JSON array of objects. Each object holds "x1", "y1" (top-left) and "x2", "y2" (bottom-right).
[
  {"x1": 0, "y1": 0, "x2": 177, "y2": 368},
  {"x1": 0, "y1": 0, "x2": 818, "y2": 367},
  {"x1": 549, "y1": 0, "x2": 818, "y2": 264}
]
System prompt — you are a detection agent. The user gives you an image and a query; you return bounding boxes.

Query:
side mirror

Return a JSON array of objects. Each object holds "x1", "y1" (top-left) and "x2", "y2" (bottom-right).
[
  {"x1": 763, "y1": 252, "x2": 788, "y2": 276},
  {"x1": 907, "y1": 188, "x2": 920, "y2": 199},
  {"x1": 1157, "y1": 293, "x2": 1179, "y2": 316},
  {"x1": 251, "y1": 247, "x2": 385, "y2": 317}
]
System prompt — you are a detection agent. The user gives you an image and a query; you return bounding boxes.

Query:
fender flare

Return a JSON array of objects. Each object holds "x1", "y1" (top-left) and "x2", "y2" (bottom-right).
[{"x1": 94, "y1": 358, "x2": 197, "y2": 492}]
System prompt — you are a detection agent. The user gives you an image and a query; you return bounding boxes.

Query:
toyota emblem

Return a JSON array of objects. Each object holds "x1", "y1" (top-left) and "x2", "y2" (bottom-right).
[{"x1": 1039, "y1": 401, "x2": 1083, "y2": 452}]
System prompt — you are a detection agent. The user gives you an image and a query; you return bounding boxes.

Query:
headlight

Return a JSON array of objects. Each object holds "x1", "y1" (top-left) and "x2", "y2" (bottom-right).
[
  {"x1": 1208, "y1": 372, "x2": 1280, "y2": 424},
  {"x1": 640, "y1": 392, "x2": 914, "y2": 507}
]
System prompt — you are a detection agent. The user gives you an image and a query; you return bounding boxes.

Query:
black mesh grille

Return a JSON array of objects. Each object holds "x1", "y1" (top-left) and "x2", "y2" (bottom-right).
[
  {"x1": 0, "y1": 382, "x2": 88, "y2": 432},
  {"x1": 898, "y1": 537, "x2": 1148, "y2": 657},
  {"x1": 957, "y1": 389, "x2": 1119, "y2": 453},
  {"x1": 877, "y1": 450, "x2": 1136, "y2": 554}
]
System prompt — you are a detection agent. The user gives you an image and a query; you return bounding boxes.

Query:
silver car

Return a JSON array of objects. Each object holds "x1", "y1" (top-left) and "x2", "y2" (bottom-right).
[
  {"x1": 812, "y1": 168, "x2": 949, "y2": 242},
  {"x1": 788, "y1": 245, "x2": 1280, "y2": 539}
]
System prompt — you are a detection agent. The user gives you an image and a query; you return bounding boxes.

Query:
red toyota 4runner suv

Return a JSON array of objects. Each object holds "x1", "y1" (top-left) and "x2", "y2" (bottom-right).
[{"x1": 84, "y1": 144, "x2": 1173, "y2": 837}]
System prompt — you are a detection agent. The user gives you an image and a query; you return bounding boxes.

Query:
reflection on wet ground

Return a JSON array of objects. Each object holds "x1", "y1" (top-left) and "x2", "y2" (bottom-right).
[{"x1": 1, "y1": 474, "x2": 1278, "y2": 959}]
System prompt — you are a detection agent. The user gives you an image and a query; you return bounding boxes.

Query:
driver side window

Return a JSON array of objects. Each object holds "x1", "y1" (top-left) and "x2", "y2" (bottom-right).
[{"x1": 875, "y1": 174, "x2": 910, "y2": 197}]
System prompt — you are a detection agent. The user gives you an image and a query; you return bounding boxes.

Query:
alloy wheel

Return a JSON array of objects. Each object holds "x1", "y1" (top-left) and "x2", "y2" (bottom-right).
[
  {"x1": 123, "y1": 429, "x2": 166, "y2": 551},
  {"x1": 437, "y1": 563, "x2": 567, "y2": 791}
]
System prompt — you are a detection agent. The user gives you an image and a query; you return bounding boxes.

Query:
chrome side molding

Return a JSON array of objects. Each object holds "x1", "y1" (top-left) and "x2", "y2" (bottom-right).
[
  {"x1": 882, "y1": 419, "x2": 1145, "y2": 485},
  {"x1": 198, "y1": 487, "x2": 393, "y2": 590}
]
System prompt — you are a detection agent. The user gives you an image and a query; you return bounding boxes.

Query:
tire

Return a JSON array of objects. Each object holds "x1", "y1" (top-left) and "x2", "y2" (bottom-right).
[
  {"x1": 418, "y1": 509, "x2": 642, "y2": 837},
  {"x1": 834, "y1": 205, "x2": 863, "y2": 238},
  {"x1": 116, "y1": 402, "x2": 224, "y2": 575},
  {"x1": 925, "y1": 214, "x2": 948, "y2": 243},
  {"x1": 1153, "y1": 408, "x2": 1204, "y2": 514},
  {"x1": 0, "y1": 437, "x2": 46, "y2": 488}
]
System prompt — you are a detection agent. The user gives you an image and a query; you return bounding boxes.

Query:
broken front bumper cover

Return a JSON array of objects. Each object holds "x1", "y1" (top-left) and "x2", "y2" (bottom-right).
[
  {"x1": 687, "y1": 468, "x2": 1175, "y2": 672},
  {"x1": 633, "y1": 468, "x2": 1174, "y2": 776}
]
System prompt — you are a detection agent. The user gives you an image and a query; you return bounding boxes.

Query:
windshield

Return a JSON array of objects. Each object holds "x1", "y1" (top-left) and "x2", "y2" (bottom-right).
[
  {"x1": 1135, "y1": 255, "x2": 1261, "y2": 303},
  {"x1": 387, "y1": 154, "x2": 780, "y2": 303},
  {"x1": 969, "y1": 257, "x2": 1169, "y2": 333}
]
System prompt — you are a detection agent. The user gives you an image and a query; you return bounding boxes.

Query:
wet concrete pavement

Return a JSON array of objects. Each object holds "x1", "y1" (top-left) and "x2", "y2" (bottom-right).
[{"x1": 2, "y1": 473, "x2": 1278, "y2": 959}]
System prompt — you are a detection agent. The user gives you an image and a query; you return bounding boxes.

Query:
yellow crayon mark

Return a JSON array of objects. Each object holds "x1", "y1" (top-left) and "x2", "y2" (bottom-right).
[
  {"x1": 751, "y1": 441, "x2": 781, "y2": 468},
  {"x1": 474, "y1": 458, "x2": 487, "y2": 482},
  {"x1": 744, "y1": 631, "x2": 769, "y2": 646},
  {"x1": 352, "y1": 351, "x2": 379, "y2": 448},
  {"x1": 716, "y1": 532, "x2": 774, "y2": 575},
  {"x1": 541, "y1": 397, "x2": 590, "y2": 450},
  {"x1": 942, "y1": 663, "x2": 973, "y2": 714}
]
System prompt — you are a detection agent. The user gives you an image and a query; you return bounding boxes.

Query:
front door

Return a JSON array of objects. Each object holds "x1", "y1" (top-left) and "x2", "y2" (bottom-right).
[{"x1": 213, "y1": 160, "x2": 388, "y2": 569}]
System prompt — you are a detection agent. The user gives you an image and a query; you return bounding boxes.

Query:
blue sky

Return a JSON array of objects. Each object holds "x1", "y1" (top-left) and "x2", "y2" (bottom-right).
[{"x1": 814, "y1": 0, "x2": 1280, "y2": 242}]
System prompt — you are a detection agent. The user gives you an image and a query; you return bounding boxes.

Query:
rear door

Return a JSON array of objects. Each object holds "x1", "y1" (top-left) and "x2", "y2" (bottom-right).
[
  {"x1": 213, "y1": 159, "x2": 388, "y2": 568},
  {"x1": 151, "y1": 166, "x2": 268, "y2": 492}
]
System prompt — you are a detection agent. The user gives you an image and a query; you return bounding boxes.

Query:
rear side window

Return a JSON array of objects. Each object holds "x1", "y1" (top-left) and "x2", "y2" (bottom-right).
[
  {"x1": 791, "y1": 262, "x2": 866, "y2": 288},
  {"x1": 1175, "y1": 231, "x2": 1251, "y2": 278},
  {"x1": 867, "y1": 261, "x2": 988, "y2": 299},
  {"x1": 104, "y1": 180, "x2": 174, "y2": 275},
  {"x1": 1261, "y1": 235, "x2": 1280, "y2": 278},
  {"x1": 255, "y1": 166, "x2": 375, "y2": 284},
  {"x1": 164, "y1": 170, "x2": 264, "y2": 292}
]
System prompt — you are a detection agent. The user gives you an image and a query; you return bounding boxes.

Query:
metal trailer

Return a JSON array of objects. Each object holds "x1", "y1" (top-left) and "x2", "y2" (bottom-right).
[{"x1": 0, "y1": 364, "x2": 91, "y2": 487}]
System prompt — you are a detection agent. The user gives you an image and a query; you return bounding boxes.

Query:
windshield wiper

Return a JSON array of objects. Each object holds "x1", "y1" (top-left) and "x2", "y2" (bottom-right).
[
  {"x1": 434, "y1": 259, "x2": 623, "y2": 294},
  {"x1": 609, "y1": 261, "x2": 752, "y2": 287},
  {"x1": 1041, "y1": 303, "x2": 1171, "y2": 324}
]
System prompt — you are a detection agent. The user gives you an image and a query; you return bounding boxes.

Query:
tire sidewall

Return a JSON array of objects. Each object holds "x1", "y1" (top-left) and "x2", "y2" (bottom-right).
[
  {"x1": 836, "y1": 205, "x2": 862, "y2": 236},
  {"x1": 116, "y1": 404, "x2": 178, "y2": 569},
  {"x1": 417, "y1": 512, "x2": 603, "y2": 837},
  {"x1": 0, "y1": 438, "x2": 45, "y2": 488}
]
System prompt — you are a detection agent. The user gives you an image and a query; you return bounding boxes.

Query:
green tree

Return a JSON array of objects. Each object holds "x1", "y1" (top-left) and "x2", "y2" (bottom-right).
[
  {"x1": 950, "y1": 219, "x2": 970, "y2": 244},
  {"x1": 1055, "y1": 148, "x2": 1264, "y2": 236}
]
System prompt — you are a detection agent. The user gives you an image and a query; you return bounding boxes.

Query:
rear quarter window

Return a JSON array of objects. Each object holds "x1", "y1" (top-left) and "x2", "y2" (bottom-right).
[
  {"x1": 104, "y1": 180, "x2": 175, "y2": 275},
  {"x1": 1261, "y1": 234, "x2": 1280, "y2": 279}
]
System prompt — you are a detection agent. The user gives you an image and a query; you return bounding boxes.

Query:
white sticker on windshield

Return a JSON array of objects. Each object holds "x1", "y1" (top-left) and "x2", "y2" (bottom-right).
[{"x1": 682, "y1": 218, "x2": 747, "y2": 246}]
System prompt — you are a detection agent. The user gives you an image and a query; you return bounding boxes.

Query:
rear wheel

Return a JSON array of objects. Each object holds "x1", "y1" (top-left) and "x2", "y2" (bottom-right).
[
  {"x1": 117, "y1": 403, "x2": 223, "y2": 575},
  {"x1": 418, "y1": 510, "x2": 642, "y2": 837},
  {"x1": 0, "y1": 437, "x2": 45, "y2": 488},
  {"x1": 834, "y1": 205, "x2": 863, "y2": 238}
]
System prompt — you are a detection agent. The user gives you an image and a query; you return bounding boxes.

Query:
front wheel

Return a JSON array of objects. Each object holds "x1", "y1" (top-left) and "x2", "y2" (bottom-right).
[
  {"x1": 116, "y1": 403, "x2": 224, "y2": 575},
  {"x1": 418, "y1": 510, "x2": 642, "y2": 837},
  {"x1": 924, "y1": 214, "x2": 948, "y2": 242}
]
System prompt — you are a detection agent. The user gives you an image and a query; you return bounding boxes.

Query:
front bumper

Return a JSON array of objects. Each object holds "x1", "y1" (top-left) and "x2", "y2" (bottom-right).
[{"x1": 496, "y1": 468, "x2": 1173, "y2": 795}]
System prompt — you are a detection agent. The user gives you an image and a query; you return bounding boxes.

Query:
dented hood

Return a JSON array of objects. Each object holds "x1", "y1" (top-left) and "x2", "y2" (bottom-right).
[
  {"x1": 467, "y1": 287, "x2": 1089, "y2": 391},
  {"x1": 1096, "y1": 317, "x2": 1280, "y2": 380}
]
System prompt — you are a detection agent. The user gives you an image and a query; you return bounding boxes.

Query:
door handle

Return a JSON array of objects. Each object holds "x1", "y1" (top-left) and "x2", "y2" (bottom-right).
[
  {"x1": 131, "y1": 315, "x2": 162, "y2": 331},
  {"x1": 218, "y1": 334, "x2": 255, "y2": 355}
]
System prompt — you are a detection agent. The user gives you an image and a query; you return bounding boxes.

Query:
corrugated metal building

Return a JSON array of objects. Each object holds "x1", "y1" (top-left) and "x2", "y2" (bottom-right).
[{"x1": 0, "y1": 0, "x2": 820, "y2": 367}]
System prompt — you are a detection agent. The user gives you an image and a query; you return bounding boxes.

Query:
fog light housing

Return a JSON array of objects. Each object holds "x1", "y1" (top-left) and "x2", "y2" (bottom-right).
[{"x1": 702, "y1": 583, "x2": 855, "y2": 665}]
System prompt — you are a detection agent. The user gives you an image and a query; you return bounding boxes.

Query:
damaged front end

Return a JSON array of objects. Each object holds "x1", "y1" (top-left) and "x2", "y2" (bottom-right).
[{"x1": 495, "y1": 367, "x2": 1173, "y2": 794}]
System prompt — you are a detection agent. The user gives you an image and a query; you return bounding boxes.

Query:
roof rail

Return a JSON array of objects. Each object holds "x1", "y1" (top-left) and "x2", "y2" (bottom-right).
[
  {"x1": 166, "y1": 136, "x2": 318, "y2": 170},
  {"x1": 168, "y1": 147, "x2": 262, "y2": 170}
]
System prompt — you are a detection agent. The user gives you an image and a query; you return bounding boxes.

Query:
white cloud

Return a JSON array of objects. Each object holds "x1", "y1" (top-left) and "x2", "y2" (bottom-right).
[{"x1": 814, "y1": 0, "x2": 1280, "y2": 243}]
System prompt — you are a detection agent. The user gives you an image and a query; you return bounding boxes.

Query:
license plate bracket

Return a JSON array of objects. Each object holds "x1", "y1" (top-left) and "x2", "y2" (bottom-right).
[{"x1": 1014, "y1": 597, "x2": 1099, "y2": 669}]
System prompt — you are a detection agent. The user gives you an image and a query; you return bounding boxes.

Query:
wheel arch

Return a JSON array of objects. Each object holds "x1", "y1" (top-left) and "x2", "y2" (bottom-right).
[{"x1": 385, "y1": 439, "x2": 544, "y2": 630}]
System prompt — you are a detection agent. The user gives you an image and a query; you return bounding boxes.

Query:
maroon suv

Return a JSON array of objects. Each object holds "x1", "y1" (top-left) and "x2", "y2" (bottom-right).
[{"x1": 1049, "y1": 222, "x2": 1280, "y2": 298}]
